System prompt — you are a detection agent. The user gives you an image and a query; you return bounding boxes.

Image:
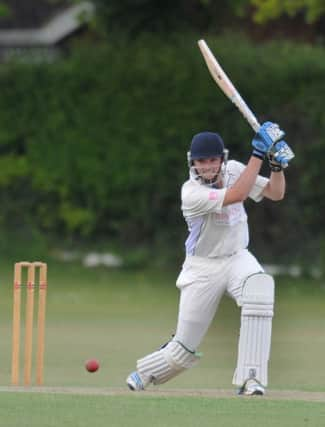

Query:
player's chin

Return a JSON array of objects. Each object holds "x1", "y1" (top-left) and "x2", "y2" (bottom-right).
[{"x1": 201, "y1": 173, "x2": 217, "y2": 181}]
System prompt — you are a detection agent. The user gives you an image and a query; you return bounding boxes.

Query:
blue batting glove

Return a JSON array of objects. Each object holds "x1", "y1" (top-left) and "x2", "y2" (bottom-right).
[
  {"x1": 267, "y1": 140, "x2": 295, "y2": 171},
  {"x1": 252, "y1": 121, "x2": 285, "y2": 160}
]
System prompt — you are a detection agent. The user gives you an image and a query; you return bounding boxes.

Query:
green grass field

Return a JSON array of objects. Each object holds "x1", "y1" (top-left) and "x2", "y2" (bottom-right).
[
  {"x1": 0, "y1": 258, "x2": 325, "y2": 426},
  {"x1": 0, "y1": 392, "x2": 325, "y2": 427}
]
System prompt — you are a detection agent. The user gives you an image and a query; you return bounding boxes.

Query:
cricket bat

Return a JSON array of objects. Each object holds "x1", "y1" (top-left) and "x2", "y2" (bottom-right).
[{"x1": 198, "y1": 39, "x2": 261, "y2": 133}]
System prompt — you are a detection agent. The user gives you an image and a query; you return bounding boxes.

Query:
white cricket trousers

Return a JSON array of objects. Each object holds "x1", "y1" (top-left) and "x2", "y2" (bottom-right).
[{"x1": 174, "y1": 249, "x2": 264, "y2": 350}]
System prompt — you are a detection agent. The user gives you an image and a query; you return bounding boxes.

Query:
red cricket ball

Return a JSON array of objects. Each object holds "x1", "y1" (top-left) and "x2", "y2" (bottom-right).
[{"x1": 85, "y1": 359, "x2": 100, "y2": 373}]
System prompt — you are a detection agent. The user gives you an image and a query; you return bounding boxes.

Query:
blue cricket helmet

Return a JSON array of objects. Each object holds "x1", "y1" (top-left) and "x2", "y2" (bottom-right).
[{"x1": 190, "y1": 132, "x2": 225, "y2": 161}]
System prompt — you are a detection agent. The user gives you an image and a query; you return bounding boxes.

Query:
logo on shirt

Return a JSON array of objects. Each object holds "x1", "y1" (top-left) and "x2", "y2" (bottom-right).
[
  {"x1": 215, "y1": 203, "x2": 247, "y2": 225},
  {"x1": 208, "y1": 191, "x2": 218, "y2": 200}
]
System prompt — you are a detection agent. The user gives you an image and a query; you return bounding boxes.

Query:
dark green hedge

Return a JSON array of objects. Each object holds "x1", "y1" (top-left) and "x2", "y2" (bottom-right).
[{"x1": 0, "y1": 34, "x2": 324, "y2": 264}]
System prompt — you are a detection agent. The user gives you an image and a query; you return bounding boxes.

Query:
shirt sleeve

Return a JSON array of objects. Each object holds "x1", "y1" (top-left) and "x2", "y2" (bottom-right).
[
  {"x1": 249, "y1": 174, "x2": 269, "y2": 202},
  {"x1": 181, "y1": 182, "x2": 227, "y2": 218},
  {"x1": 227, "y1": 160, "x2": 269, "y2": 203}
]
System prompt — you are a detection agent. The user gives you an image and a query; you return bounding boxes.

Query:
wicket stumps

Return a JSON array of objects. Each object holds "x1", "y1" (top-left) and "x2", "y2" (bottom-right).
[{"x1": 11, "y1": 261, "x2": 48, "y2": 386}]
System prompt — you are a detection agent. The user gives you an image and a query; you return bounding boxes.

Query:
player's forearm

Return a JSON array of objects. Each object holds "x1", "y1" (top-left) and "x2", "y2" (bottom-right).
[
  {"x1": 234, "y1": 156, "x2": 264, "y2": 199},
  {"x1": 263, "y1": 171, "x2": 286, "y2": 200},
  {"x1": 223, "y1": 156, "x2": 263, "y2": 205}
]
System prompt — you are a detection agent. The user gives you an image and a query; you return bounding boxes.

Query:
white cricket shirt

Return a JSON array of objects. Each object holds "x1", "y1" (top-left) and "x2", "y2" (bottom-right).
[{"x1": 181, "y1": 160, "x2": 269, "y2": 258}]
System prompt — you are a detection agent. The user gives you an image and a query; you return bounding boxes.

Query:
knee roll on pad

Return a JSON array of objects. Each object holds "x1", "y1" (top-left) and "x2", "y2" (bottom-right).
[
  {"x1": 233, "y1": 273, "x2": 274, "y2": 387},
  {"x1": 137, "y1": 340, "x2": 200, "y2": 385},
  {"x1": 241, "y1": 273, "x2": 274, "y2": 316}
]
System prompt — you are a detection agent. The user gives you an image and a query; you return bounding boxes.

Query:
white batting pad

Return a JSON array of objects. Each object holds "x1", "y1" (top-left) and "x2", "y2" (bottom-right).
[
  {"x1": 233, "y1": 273, "x2": 274, "y2": 386},
  {"x1": 137, "y1": 340, "x2": 200, "y2": 385}
]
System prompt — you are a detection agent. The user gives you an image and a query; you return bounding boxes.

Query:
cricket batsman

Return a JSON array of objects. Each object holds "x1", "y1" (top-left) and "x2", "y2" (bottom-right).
[{"x1": 126, "y1": 122, "x2": 294, "y2": 395}]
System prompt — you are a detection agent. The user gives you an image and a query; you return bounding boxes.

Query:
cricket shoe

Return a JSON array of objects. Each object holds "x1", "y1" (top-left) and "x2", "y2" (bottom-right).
[
  {"x1": 126, "y1": 371, "x2": 148, "y2": 391},
  {"x1": 237, "y1": 378, "x2": 265, "y2": 396}
]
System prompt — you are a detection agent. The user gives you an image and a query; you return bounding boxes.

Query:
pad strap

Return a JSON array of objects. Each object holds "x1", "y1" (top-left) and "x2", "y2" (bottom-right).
[{"x1": 137, "y1": 340, "x2": 200, "y2": 385}]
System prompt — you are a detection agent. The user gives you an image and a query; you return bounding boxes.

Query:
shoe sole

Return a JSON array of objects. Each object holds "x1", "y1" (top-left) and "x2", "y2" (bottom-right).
[
  {"x1": 127, "y1": 383, "x2": 135, "y2": 391},
  {"x1": 238, "y1": 387, "x2": 265, "y2": 396},
  {"x1": 238, "y1": 390, "x2": 265, "y2": 396}
]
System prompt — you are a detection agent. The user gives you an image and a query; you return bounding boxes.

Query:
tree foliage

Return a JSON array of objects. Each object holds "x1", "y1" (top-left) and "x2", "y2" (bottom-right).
[
  {"x1": 0, "y1": 2, "x2": 10, "y2": 18},
  {"x1": 91, "y1": 0, "x2": 250, "y2": 36},
  {"x1": 0, "y1": 35, "x2": 324, "y2": 264},
  {"x1": 89, "y1": 0, "x2": 325, "y2": 37},
  {"x1": 251, "y1": 0, "x2": 325, "y2": 23}
]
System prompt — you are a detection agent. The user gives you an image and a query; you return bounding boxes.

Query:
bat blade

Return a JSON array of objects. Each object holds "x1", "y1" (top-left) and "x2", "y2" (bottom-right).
[{"x1": 198, "y1": 39, "x2": 260, "y2": 133}]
